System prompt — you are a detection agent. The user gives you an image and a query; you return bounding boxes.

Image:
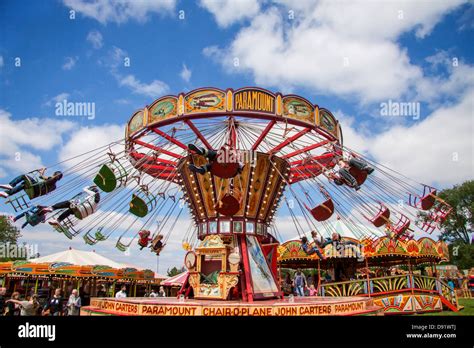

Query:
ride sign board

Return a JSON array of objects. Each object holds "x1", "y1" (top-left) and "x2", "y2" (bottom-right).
[
  {"x1": 86, "y1": 298, "x2": 370, "y2": 316},
  {"x1": 233, "y1": 87, "x2": 275, "y2": 114},
  {"x1": 126, "y1": 87, "x2": 341, "y2": 143}
]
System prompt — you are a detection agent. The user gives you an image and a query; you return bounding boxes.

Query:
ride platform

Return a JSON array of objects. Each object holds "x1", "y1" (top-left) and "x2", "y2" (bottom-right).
[{"x1": 81, "y1": 296, "x2": 382, "y2": 316}]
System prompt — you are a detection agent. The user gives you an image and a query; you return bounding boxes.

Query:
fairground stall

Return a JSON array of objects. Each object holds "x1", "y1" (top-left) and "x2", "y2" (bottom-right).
[
  {"x1": 0, "y1": 248, "x2": 163, "y2": 303},
  {"x1": 278, "y1": 226, "x2": 459, "y2": 314}
]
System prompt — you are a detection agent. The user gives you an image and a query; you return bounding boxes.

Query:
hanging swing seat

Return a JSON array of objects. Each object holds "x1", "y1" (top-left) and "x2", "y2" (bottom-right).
[
  {"x1": 5, "y1": 194, "x2": 30, "y2": 213},
  {"x1": 83, "y1": 232, "x2": 98, "y2": 245},
  {"x1": 129, "y1": 189, "x2": 157, "y2": 217},
  {"x1": 116, "y1": 238, "x2": 131, "y2": 252},
  {"x1": 304, "y1": 187, "x2": 334, "y2": 222},
  {"x1": 408, "y1": 185, "x2": 437, "y2": 210},
  {"x1": 215, "y1": 193, "x2": 241, "y2": 216},
  {"x1": 210, "y1": 162, "x2": 241, "y2": 179},
  {"x1": 52, "y1": 221, "x2": 77, "y2": 240},
  {"x1": 365, "y1": 203, "x2": 390, "y2": 228},
  {"x1": 348, "y1": 167, "x2": 368, "y2": 186},
  {"x1": 93, "y1": 161, "x2": 128, "y2": 193},
  {"x1": 23, "y1": 170, "x2": 57, "y2": 200},
  {"x1": 420, "y1": 202, "x2": 452, "y2": 234},
  {"x1": 95, "y1": 227, "x2": 106, "y2": 241},
  {"x1": 391, "y1": 214, "x2": 411, "y2": 235}
]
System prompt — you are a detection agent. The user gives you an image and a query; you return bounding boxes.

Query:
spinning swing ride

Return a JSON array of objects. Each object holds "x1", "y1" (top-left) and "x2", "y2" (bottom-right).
[{"x1": 2, "y1": 87, "x2": 452, "y2": 302}]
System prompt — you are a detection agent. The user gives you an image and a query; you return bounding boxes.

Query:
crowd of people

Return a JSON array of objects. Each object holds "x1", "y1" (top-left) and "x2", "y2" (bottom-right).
[
  {"x1": 0, "y1": 283, "x2": 170, "y2": 316},
  {"x1": 0, "y1": 286, "x2": 82, "y2": 316}
]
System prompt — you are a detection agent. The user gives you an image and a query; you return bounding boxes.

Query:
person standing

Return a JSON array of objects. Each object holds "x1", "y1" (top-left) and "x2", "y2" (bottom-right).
[
  {"x1": 149, "y1": 289, "x2": 158, "y2": 297},
  {"x1": 158, "y1": 286, "x2": 166, "y2": 297},
  {"x1": 0, "y1": 287, "x2": 6, "y2": 315},
  {"x1": 7, "y1": 294, "x2": 39, "y2": 316},
  {"x1": 43, "y1": 288, "x2": 63, "y2": 316},
  {"x1": 96, "y1": 285, "x2": 107, "y2": 297},
  {"x1": 115, "y1": 286, "x2": 127, "y2": 298},
  {"x1": 293, "y1": 269, "x2": 307, "y2": 297},
  {"x1": 5, "y1": 292, "x2": 21, "y2": 316},
  {"x1": 67, "y1": 289, "x2": 82, "y2": 316}
]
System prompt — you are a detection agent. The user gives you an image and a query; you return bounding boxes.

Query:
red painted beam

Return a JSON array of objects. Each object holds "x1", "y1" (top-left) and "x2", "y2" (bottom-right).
[
  {"x1": 282, "y1": 139, "x2": 331, "y2": 159},
  {"x1": 133, "y1": 139, "x2": 183, "y2": 159},
  {"x1": 184, "y1": 119, "x2": 213, "y2": 149},
  {"x1": 252, "y1": 119, "x2": 276, "y2": 151},
  {"x1": 268, "y1": 127, "x2": 311, "y2": 154},
  {"x1": 129, "y1": 152, "x2": 177, "y2": 166},
  {"x1": 140, "y1": 164, "x2": 176, "y2": 172},
  {"x1": 290, "y1": 152, "x2": 335, "y2": 166},
  {"x1": 151, "y1": 127, "x2": 188, "y2": 150}
]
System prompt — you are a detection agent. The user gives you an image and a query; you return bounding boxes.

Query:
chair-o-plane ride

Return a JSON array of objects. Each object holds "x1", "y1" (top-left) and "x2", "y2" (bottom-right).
[{"x1": 1, "y1": 87, "x2": 453, "y2": 313}]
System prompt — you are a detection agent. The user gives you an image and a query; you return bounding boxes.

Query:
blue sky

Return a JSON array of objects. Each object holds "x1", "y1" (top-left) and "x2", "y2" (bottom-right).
[{"x1": 0, "y1": 0, "x2": 473, "y2": 272}]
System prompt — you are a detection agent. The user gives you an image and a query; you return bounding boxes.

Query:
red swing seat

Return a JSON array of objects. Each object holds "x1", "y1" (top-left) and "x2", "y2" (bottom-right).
[
  {"x1": 304, "y1": 186, "x2": 335, "y2": 222},
  {"x1": 215, "y1": 193, "x2": 241, "y2": 216},
  {"x1": 420, "y1": 202, "x2": 452, "y2": 234},
  {"x1": 391, "y1": 214, "x2": 411, "y2": 235},
  {"x1": 365, "y1": 203, "x2": 390, "y2": 228},
  {"x1": 408, "y1": 186, "x2": 437, "y2": 210},
  {"x1": 210, "y1": 162, "x2": 241, "y2": 179},
  {"x1": 308, "y1": 199, "x2": 334, "y2": 222}
]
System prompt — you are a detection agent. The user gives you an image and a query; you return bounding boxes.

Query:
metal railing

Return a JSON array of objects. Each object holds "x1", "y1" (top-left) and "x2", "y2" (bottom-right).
[{"x1": 318, "y1": 274, "x2": 459, "y2": 309}]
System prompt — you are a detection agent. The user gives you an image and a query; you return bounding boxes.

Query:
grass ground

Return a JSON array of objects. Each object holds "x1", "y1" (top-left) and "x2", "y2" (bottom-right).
[{"x1": 417, "y1": 298, "x2": 474, "y2": 316}]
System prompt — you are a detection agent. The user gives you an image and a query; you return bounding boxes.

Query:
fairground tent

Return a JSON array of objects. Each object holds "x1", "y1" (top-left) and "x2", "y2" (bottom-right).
[{"x1": 30, "y1": 247, "x2": 140, "y2": 270}]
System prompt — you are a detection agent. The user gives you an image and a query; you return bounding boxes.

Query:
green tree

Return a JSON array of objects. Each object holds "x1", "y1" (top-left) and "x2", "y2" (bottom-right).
[
  {"x1": 419, "y1": 180, "x2": 473, "y2": 244},
  {"x1": 0, "y1": 215, "x2": 23, "y2": 262},
  {"x1": 0, "y1": 215, "x2": 21, "y2": 244},
  {"x1": 448, "y1": 242, "x2": 474, "y2": 270},
  {"x1": 167, "y1": 266, "x2": 186, "y2": 277}
]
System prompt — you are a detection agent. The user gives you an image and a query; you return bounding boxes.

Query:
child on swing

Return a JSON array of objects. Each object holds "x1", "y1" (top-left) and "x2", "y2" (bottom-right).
[
  {"x1": 150, "y1": 234, "x2": 166, "y2": 255},
  {"x1": 301, "y1": 231, "x2": 325, "y2": 260}
]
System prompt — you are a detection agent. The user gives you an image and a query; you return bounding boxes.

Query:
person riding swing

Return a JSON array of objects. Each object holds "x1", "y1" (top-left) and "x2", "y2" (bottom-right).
[
  {"x1": 11, "y1": 205, "x2": 50, "y2": 229},
  {"x1": 138, "y1": 230, "x2": 152, "y2": 250},
  {"x1": 150, "y1": 234, "x2": 165, "y2": 255},
  {"x1": 329, "y1": 154, "x2": 374, "y2": 191},
  {"x1": 47, "y1": 185, "x2": 100, "y2": 226},
  {"x1": 301, "y1": 231, "x2": 326, "y2": 260},
  {"x1": 187, "y1": 144, "x2": 243, "y2": 177},
  {"x1": 0, "y1": 169, "x2": 63, "y2": 198}
]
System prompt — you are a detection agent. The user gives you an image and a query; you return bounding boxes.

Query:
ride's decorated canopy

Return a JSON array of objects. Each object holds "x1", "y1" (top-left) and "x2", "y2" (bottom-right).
[{"x1": 277, "y1": 236, "x2": 449, "y2": 268}]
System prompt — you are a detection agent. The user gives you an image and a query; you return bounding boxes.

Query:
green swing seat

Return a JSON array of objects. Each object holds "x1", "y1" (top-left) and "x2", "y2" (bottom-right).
[
  {"x1": 93, "y1": 162, "x2": 128, "y2": 193},
  {"x1": 6, "y1": 172, "x2": 53, "y2": 212},
  {"x1": 115, "y1": 239, "x2": 129, "y2": 252},
  {"x1": 129, "y1": 191, "x2": 157, "y2": 218},
  {"x1": 53, "y1": 224, "x2": 75, "y2": 240},
  {"x1": 95, "y1": 228, "x2": 106, "y2": 241},
  {"x1": 83, "y1": 233, "x2": 97, "y2": 245}
]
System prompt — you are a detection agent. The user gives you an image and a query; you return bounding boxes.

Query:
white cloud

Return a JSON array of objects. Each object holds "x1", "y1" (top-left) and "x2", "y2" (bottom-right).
[
  {"x1": 63, "y1": 0, "x2": 176, "y2": 24},
  {"x1": 99, "y1": 46, "x2": 169, "y2": 98},
  {"x1": 203, "y1": 0, "x2": 466, "y2": 104},
  {"x1": 58, "y1": 123, "x2": 124, "y2": 166},
  {"x1": 199, "y1": 0, "x2": 261, "y2": 28},
  {"x1": 0, "y1": 109, "x2": 75, "y2": 176},
  {"x1": 338, "y1": 88, "x2": 474, "y2": 186},
  {"x1": 118, "y1": 74, "x2": 169, "y2": 98},
  {"x1": 62, "y1": 56, "x2": 78, "y2": 70},
  {"x1": 180, "y1": 63, "x2": 192, "y2": 83},
  {"x1": 86, "y1": 30, "x2": 103, "y2": 49}
]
